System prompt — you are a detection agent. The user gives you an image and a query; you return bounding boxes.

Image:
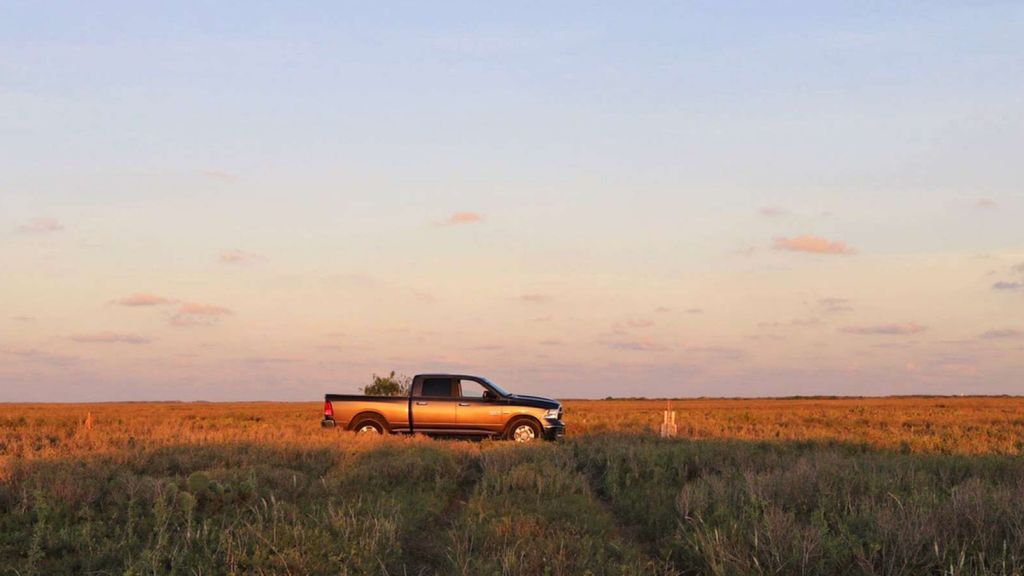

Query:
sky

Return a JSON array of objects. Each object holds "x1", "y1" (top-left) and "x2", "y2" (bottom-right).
[{"x1": 1, "y1": 1, "x2": 1023, "y2": 401}]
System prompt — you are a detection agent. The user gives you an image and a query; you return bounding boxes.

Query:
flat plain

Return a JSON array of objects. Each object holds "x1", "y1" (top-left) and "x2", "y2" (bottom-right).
[{"x1": 2, "y1": 397, "x2": 1023, "y2": 575}]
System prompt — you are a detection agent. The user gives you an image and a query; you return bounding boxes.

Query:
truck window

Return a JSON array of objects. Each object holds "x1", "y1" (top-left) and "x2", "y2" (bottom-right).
[
  {"x1": 420, "y1": 378, "x2": 454, "y2": 397},
  {"x1": 459, "y1": 379, "x2": 490, "y2": 398}
]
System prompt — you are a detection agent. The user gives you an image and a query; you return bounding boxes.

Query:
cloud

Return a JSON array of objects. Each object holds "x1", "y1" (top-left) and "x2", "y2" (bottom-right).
[
  {"x1": 979, "y1": 329, "x2": 1023, "y2": 340},
  {"x1": 758, "y1": 206, "x2": 788, "y2": 217},
  {"x1": 244, "y1": 357, "x2": 301, "y2": 364},
  {"x1": 688, "y1": 346, "x2": 746, "y2": 360},
  {"x1": 625, "y1": 319, "x2": 654, "y2": 328},
  {"x1": 11, "y1": 316, "x2": 34, "y2": 322},
  {"x1": 734, "y1": 243, "x2": 756, "y2": 257},
  {"x1": 992, "y1": 281, "x2": 1023, "y2": 291},
  {"x1": 439, "y1": 212, "x2": 484, "y2": 226},
  {"x1": 1012, "y1": 262, "x2": 1024, "y2": 275},
  {"x1": 170, "y1": 302, "x2": 233, "y2": 327},
  {"x1": 0, "y1": 347, "x2": 80, "y2": 366},
  {"x1": 71, "y1": 332, "x2": 150, "y2": 344},
  {"x1": 219, "y1": 248, "x2": 267, "y2": 264},
  {"x1": 533, "y1": 315, "x2": 553, "y2": 322},
  {"x1": 17, "y1": 218, "x2": 64, "y2": 233},
  {"x1": 977, "y1": 198, "x2": 997, "y2": 209},
  {"x1": 790, "y1": 318, "x2": 824, "y2": 327},
  {"x1": 412, "y1": 290, "x2": 436, "y2": 303},
  {"x1": 475, "y1": 344, "x2": 504, "y2": 351},
  {"x1": 115, "y1": 293, "x2": 174, "y2": 307},
  {"x1": 759, "y1": 318, "x2": 823, "y2": 329},
  {"x1": 539, "y1": 339, "x2": 564, "y2": 346},
  {"x1": 839, "y1": 323, "x2": 928, "y2": 335},
  {"x1": 773, "y1": 236, "x2": 856, "y2": 255},
  {"x1": 180, "y1": 303, "x2": 232, "y2": 315},
  {"x1": 654, "y1": 306, "x2": 672, "y2": 313},
  {"x1": 687, "y1": 308, "x2": 704, "y2": 314},
  {"x1": 520, "y1": 293, "x2": 550, "y2": 303},
  {"x1": 817, "y1": 297, "x2": 853, "y2": 313},
  {"x1": 0, "y1": 346, "x2": 39, "y2": 357},
  {"x1": 601, "y1": 337, "x2": 665, "y2": 351}
]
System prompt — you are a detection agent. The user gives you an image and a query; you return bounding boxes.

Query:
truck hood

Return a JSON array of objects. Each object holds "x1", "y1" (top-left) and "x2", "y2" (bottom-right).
[{"x1": 508, "y1": 394, "x2": 560, "y2": 410}]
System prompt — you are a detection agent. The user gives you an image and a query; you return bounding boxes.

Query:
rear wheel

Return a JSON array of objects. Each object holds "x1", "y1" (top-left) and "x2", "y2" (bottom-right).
[
  {"x1": 351, "y1": 416, "x2": 386, "y2": 435},
  {"x1": 507, "y1": 419, "x2": 540, "y2": 443}
]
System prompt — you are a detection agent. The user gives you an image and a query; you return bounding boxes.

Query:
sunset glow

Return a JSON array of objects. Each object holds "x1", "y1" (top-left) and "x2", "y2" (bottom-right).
[{"x1": 2, "y1": 2, "x2": 1022, "y2": 400}]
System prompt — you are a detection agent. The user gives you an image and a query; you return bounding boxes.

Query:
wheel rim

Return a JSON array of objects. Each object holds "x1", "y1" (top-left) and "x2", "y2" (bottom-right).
[
  {"x1": 513, "y1": 424, "x2": 536, "y2": 443},
  {"x1": 358, "y1": 424, "x2": 381, "y2": 434}
]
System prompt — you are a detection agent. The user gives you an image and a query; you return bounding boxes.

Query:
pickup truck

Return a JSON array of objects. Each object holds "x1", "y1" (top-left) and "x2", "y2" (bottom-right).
[{"x1": 321, "y1": 374, "x2": 565, "y2": 442}]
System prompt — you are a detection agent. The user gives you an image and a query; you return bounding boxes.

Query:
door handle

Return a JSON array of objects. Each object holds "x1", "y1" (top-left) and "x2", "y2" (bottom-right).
[
  {"x1": 416, "y1": 401, "x2": 428, "y2": 405},
  {"x1": 458, "y1": 403, "x2": 470, "y2": 407}
]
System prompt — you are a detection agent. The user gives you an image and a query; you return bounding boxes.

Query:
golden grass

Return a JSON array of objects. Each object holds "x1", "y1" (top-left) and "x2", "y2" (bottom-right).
[
  {"x1": 3, "y1": 398, "x2": 1024, "y2": 574},
  {"x1": 564, "y1": 396, "x2": 1024, "y2": 455},
  {"x1": 2, "y1": 396, "x2": 1022, "y2": 474}
]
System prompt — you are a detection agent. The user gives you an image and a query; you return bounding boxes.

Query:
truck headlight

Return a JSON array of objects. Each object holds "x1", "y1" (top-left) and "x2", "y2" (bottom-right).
[{"x1": 543, "y1": 408, "x2": 560, "y2": 420}]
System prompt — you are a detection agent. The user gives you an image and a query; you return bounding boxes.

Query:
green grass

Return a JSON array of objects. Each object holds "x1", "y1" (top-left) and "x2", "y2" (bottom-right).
[{"x1": 2, "y1": 434, "x2": 1023, "y2": 575}]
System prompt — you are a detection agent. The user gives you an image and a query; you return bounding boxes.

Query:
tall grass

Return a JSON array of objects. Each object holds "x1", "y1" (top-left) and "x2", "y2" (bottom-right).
[{"x1": 1, "y1": 401, "x2": 1023, "y2": 574}]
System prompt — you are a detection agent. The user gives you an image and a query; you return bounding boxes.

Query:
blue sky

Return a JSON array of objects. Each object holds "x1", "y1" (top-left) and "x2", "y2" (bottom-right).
[{"x1": 1, "y1": 2, "x2": 1022, "y2": 400}]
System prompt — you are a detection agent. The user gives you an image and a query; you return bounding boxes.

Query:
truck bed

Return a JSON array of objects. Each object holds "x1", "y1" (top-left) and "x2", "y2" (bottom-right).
[{"x1": 325, "y1": 394, "x2": 410, "y2": 431}]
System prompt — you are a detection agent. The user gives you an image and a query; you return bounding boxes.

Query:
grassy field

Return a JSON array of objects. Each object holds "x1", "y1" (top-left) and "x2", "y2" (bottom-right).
[{"x1": 1, "y1": 398, "x2": 1023, "y2": 575}]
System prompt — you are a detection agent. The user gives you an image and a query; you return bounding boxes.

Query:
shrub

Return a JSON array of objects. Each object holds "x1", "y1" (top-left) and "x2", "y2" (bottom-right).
[{"x1": 361, "y1": 371, "x2": 412, "y2": 396}]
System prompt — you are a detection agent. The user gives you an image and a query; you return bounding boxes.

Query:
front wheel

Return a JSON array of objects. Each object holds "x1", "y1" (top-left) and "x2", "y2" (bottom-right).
[{"x1": 508, "y1": 419, "x2": 540, "y2": 443}]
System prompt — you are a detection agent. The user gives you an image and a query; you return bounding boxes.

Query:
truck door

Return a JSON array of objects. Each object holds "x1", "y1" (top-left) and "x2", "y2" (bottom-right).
[
  {"x1": 411, "y1": 377, "x2": 458, "y2": 430},
  {"x1": 456, "y1": 378, "x2": 504, "y2": 433}
]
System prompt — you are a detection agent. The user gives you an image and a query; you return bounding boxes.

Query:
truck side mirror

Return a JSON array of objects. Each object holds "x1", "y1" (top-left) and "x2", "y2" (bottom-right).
[{"x1": 483, "y1": 390, "x2": 497, "y2": 400}]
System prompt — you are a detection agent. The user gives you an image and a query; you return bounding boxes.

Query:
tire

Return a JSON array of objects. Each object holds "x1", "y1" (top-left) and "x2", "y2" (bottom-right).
[
  {"x1": 351, "y1": 415, "x2": 387, "y2": 435},
  {"x1": 506, "y1": 418, "x2": 541, "y2": 443}
]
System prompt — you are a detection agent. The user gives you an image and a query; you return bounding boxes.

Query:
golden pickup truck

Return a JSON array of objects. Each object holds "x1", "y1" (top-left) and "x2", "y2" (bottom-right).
[{"x1": 321, "y1": 374, "x2": 565, "y2": 442}]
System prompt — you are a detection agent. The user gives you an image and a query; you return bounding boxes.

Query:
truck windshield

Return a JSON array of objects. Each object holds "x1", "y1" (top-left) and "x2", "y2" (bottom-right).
[{"x1": 482, "y1": 378, "x2": 511, "y2": 397}]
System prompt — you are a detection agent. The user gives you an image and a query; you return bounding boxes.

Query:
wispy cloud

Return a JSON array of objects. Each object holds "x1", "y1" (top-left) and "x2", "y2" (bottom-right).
[
  {"x1": 654, "y1": 306, "x2": 672, "y2": 313},
  {"x1": 817, "y1": 297, "x2": 853, "y2": 313},
  {"x1": 759, "y1": 318, "x2": 823, "y2": 329},
  {"x1": 1012, "y1": 262, "x2": 1024, "y2": 275},
  {"x1": 979, "y1": 329, "x2": 1023, "y2": 340},
  {"x1": 773, "y1": 236, "x2": 856, "y2": 255},
  {"x1": 243, "y1": 357, "x2": 302, "y2": 364},
  {"x1": 601, "y1": 337, "x2": 665, "y2": 351},
  {"x1": 688, "y1": 346, "x2": 746, "y2": 360},
  {"x1": 539, "y1": 339, "x2": 564, "y2": 346},
  {"x1": 992, "y1": 281, "x2": 1023, "y2": 291},
  {"x1": 1, "y1": 347, "x2": 80, "y2": 365},
  {"x1": 0, "y1": 346, "x2": 40, "y2": 357},
  {"x1": 11, "y1": 316, "x2": 35, "y2": 322},
  {"x1": 734, "y1": 243, "x2": 756, "y2": 257},
  {"x1": 17, "y1": 218, "x2": 64, "y2": 234},
  {"x1": 170, "y1": 302, "x2": 233, "y2": 327},
  {"x1": 115, "y1": 293, "x2": 174, "y2": 307},
  {"x1": 625, "y1": 319, "x2": 655, "y2": 328},
  {"x1": 412, "y1": 290, "x2": 436, "y2": 303},
  {"x1": 520, "y1": 293, "x2": 550, "y2": 303},
  {"x1": 687, "y1": 308, "x2": 704, "y2": 314},
  {"x1": 71, "y1": 332, "x2": 150, "y2": 344},
  {"x1": 180, "y1": 303, "x2": 232, "y2": 315},
  {"x1": 839, "y1": 323, "x2": 928, "y2": 335},
  {"x1": 977, "y1": 198, "x2": 998, "y2": 209},
  {"x1": 475, "y1": 344, "x2": 504, "y2": 351},
  {"x1": 438, "y1": 212, "x2": 485, "y2": 226},
  {"x1": 219, "y1": 248, "x2": 267, "y2": 264},
  {"x1": 758, "y1": 206, "x2": 788, "y2": 217}
]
